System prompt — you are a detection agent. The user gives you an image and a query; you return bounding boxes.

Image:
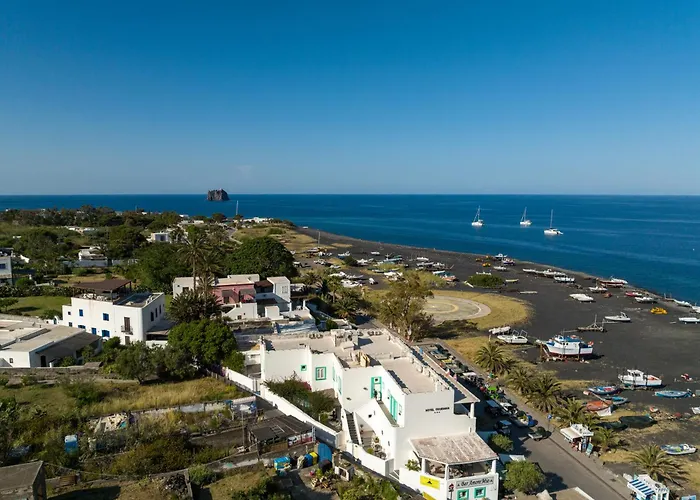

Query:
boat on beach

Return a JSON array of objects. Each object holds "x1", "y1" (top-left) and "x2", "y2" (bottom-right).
[
  {"x1": 674, "y1": 299, "x2": 692, "y2": 307},
  {"x1": 540, "y1": 335, "x2": 594, "y2": 357},
  {"x1": 655, "y1": 390, "x2": 691, "y2": 398},
  {"x1": 519, "y1": 207, "x2": 532, "y2": 227},
  {"x1": 618, "y1": 369, "x2": 663, "y2": 388},
  {"x1": 505, "y1": 279, "x2": 519, "y2": 284},
  {"x1": 679, "y1": 317, "x2": 700, "y2": 324},
  {"x1": 603, "y1": 396, "x2": 628, "y2": 405},
  {"x1": 626, "y1": 291, "x2": 644, "y2": 297},
  {"x1": 472, "y1": 206, "x2": 484, "y2": 227},
  {"x1": 544, "y1": 210, "x2": 563, "y2": 236},
  {"x1": 589, "y1": 286, "x2": 608, "y2": 293},
  {"x1": 493, "y1": 265, "x2": 508, "y2": 271},
  {"x1": 661, "y1": 444, "x2": 697, "y2": 455},
  {"x1": 587, "y1": 385, "x2": 619, "y2": 396},
  {"x1": 635, "y1": 296, "x2": 656, "y2": 303},
  {"x1": 497, "y1": 332, "x2": 529, "y2": 345},
  {"x1": 554, "y1": 276, "x2": 575, "y2": 283},
  {"x1": 604, "y1": 312, "x2": 631, "y2": 323},
  {"x1": 570, "y1": 293, "x2": 595, "y2": 302}
]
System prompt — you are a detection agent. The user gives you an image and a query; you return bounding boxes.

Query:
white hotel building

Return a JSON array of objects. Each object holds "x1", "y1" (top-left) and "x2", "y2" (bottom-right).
[
  {"x1": 61, "y1": 279, "x2": 168, "y2": 345},
  {"x1": 237, "y1": 329, "x2": 499, "y2": 500}
]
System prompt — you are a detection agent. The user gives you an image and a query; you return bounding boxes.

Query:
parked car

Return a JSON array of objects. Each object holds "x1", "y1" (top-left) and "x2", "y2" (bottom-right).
[
  {"x1": 527, "y1": 426, "x2": 549, "y2": 441},
  {"x1": 494, "y1": 420, "x2": 513, "y2": 436}
]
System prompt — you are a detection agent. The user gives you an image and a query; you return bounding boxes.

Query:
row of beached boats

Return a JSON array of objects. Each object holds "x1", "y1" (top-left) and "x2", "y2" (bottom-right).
[{"x1": 471, "y1": 206, "x2": 564, "y2": 235}]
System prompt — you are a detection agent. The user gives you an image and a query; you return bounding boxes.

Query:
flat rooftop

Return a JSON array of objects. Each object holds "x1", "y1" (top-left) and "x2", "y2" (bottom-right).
[
  {"x1": 410, "y1": 433, "x2": 497, "y2": 465},
  {"x1": 0, "y1": 323, "x2": 89, "y2": 352},
  {"x1": 115, "y1": 292, "x2": 162, "y2": 307}
]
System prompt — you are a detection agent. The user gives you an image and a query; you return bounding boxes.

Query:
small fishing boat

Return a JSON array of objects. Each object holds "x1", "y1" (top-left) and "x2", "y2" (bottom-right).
[
  {"x1": 589, "y1": 286, "x2": 608, "y2": 293},
  {"x1": 544, "y1": 210, "x2": 563, "y2": 236},
  {"x1": 489, "y1": 325, "x2": 511, "y2": 335},
  {"x1": 635, "y1": 296, "x2": 656, "y2": 304},
  {"x1": 497, "y1": 333, "x2": 529, "y2": 345},
  {"x1": 570, "y1": 293, "x2": 595, "y2": 302},
  {"x1": 541, "y1": 335, "x2": 594, "y2": 357},
  {"x1": 692, "y1": 305, "x2": 700, "y2": 314},
  {"x1": 494, "y1": 253, "x2": 507, "y2": 259},
  {"x1": 493, "y1": 265, "x2": 508, "y2": 271},
  {"x1": 602, "y1": 396, "x2": 629, "y2": 405},
  {"x1": 338, "y1": 251, "x2": 351, "y2": 258},
  {"x1": 370, "y1": 251, "x2": 381, "y2": 256},
  {"x1": 586, "y1": 400, "x2": 611, "y2": 412},
  {"x1": 519, "y1": 207, "x2": 532, "y2": 227},
  {"x1": 661, "y1": 444, "x2": 697, "y2": 456},
  {"x1": 472, "y1": 206, "x2": 484, "y2": 227},
  {"x1": 605, "y1": 277, "x2": 629, "y2": 285},
  {"x1": 679, "y1": 317, "x2": 700, "y2": 324},
  {"x1": 618, "y1": 369, "x2": 663, "y2": 388},
  {"x1": 554, "y1": 276, "x2": 575, "y2": 283},
  {"x1": 655, "y1": 390, "x2": 691, "y2": 399},
  {"x1": 522, "y1": 268, "x2": 538, "y2": 274},
  {"x1": 505, "y1": 279, "x2": 519, "y2": 284},
  {"x1": 587, "y1": 385, "x2": 619, "y2": 396},
  {"x1": 626, "y1": 291, "x2": 644, "y2": 298},
  {"x1": 416, "y1": 256, "x2": 430, "y2": 262},
  {"x1": 674, "y1": 299, "x2": 692, "y2": 307},
  {"x1": 604, "y1": 312, "x2": 631, "y2": 323},
  {"x1": 502, "y1": 258, "x2": 515, "y2": 266}
]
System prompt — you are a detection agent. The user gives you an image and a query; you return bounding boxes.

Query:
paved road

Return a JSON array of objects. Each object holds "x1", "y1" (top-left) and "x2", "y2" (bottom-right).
[{"x1": 425, "y1": 340, "x2": 629, "y2": 500}]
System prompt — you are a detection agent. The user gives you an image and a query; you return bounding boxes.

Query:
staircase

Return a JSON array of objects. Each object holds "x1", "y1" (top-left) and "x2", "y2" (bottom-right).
[{"x1": 346, "y1": 411, "x2": 360, "y2": 444}]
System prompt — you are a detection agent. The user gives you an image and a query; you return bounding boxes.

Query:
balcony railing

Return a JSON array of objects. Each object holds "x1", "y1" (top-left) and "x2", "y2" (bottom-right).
[{"x1": 121, "y1": 326, "x2": 133, "y2": 334}]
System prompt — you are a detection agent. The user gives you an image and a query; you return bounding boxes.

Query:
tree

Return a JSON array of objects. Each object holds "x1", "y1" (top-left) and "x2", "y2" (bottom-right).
[
  {"x1": 503, "y1": 461, "x2": 545, "y2": 494},
  {"x1": 556, "y1": 398, "x2": 586, "y2": 425},
  {"x1": 337, "y1": 475, "x2": 399, "y2": 500},
  {"x1": 167, "y1": 319, "x2": 237, "y2": 366},
  {"x1": 631, "y1": 445, "x2": 687, "y2": 485},
  {"x1": 528, "y1": 373, "x2": 561, "y2": 413},
  {"x1": 132, "y1": 243, "x2": 189, "y2": 292},
  {"x1": 114, "y1": 342, "x2": 156, "y2": 384},
  {"x1": 334, "y1": 288, "x2": 364, "y2": 321},
  {"x1": 307, "y1": 391, "x2": 336, "y2": 420},
  {"x1": 107, "y1": 225, "x2": 146, "y2": 259},
  {"x1": 375, "y1": 272, "x2": 433, "y2": 341},
  {"x1": 474, "y1": 342, "x2": 510, "y2": 375},
  {"x1": 169, "y1": 289, "x2": 221, "y2": 324},
  {"x1": 14, "y1": 277, "x2": 33, "y2": 290},
  {"x1": 153, "y1": 345, "x2": 197, "y2": 380},
  {"x1": 211, "y1": 212, "x2": 226, "y2": 223},
  {"x1": 507, "y1": 365, "x2": 534, "y2": 396},
  {"x1": 488, "y1": 433, "x2": 514, "y2": 453},
  {"x1": 594, "y1": 427, "x2": 620, "y2": 453},
  {"x1": 178, "y1": 226, "x2": 209, "y2": 291},
  {"x1": 227, "y1": 236, "x2": 297, "y2": 278},
  {"x1": 342, "y1": 256, "x2": 358, "y2": 267},
  {"x1": 0, "y1": 298, "x2": 18, "y2": 313},
  {"x1": 39, "y1": 309, "x2": 62, "y2": 320}
]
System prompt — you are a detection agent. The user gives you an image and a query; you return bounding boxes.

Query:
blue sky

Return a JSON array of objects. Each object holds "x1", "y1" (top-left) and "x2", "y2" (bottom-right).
[{"x1": 1, "y1": 1, "x2": 700, "y2": 195}]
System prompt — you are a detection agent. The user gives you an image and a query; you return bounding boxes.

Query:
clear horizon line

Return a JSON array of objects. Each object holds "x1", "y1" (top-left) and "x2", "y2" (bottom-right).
[{"x1": 2, "y1": 192, "x2": 700, "y2": 197}]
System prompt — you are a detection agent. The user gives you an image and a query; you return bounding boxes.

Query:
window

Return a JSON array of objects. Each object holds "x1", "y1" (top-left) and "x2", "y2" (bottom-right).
[
  {"x1": 150, "y1": 312, "x2": 154, "y2": 321},
  {"x1": 8, "y1": 358, "x2": 13, "y2": 364},
  {"x1": 474, "y1": 487, "x2": 486, "y2": 499},
  {"x1": 155, "y1": 308, "x2": 158, "y2": 318},
  {"x1": 68, "y1": 322, "x2": 73, "y2": 327},
  {"x1": 78, "y1": 325, "x2": 85, "y2": 330},
  {"x1": 0, "y1": 264, "x2": 6, "y2": 269},
  {"x1": 101, "y1": 330, "x2": 110, "y2": 338},
  {"x1": 315, "y1": 367, "x2": 327, "y2": 380},
  {"x1": 457, "y1": 491, "x2": 469, "y2": 500},
  {"x1": 102, "y1": 313, "x2": 109, "y2": 321},
  {"x1": 79, "y1": 309, "x2": 84, "y2": 317},
  {"x1": 67, "y1": 311, "x2": 71, "y2": 316},
  {"x1": 183, "y1": 286, "x2": 190, "y2": 292},
  {"x1": 300, "y1": 364, "x2": 307, "y2": 372},
  {"x1": 91, "y1": 328, "x2": 97, "y2": 334}
]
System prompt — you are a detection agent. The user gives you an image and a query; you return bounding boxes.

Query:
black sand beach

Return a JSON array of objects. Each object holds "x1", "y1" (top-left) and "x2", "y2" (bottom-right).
[{"x1": 298, "y1": 227, "x2": 700, "y2": 417}]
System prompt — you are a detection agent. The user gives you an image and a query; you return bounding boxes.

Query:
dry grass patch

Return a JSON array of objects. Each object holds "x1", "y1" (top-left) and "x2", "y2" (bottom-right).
[
  {"x1": 202, "y1": 466, "x2": 274, "y2": 499},
  {"x1": 432, "y1": 290, "x2": 532, "y2": 330},
  {"x1": 87, "y1": 378, "x2": 243, "y2": 416},
  {"x1": 49, "y1": 479, "x2": 176, "y2": 499},
  {"x1": 446, "y1": 335, "x2": 491, "y2": 362},
  {"x1": 599, "y1": 449, "x2": 634, "y2": 464}
]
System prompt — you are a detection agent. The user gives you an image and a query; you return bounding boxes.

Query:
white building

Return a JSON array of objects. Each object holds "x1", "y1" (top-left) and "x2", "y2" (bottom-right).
[
  {"x1": 149, "y1": 231, "x2": 172, "y2": 243},
  {"x1": 240, "y1": 329, "x2": 498, "y2": 500},
  {"x1": 69, "y1": 247, "x2": 124, "y2": 268},
  {"x1": 0, "y1": 250, "x2": 12, "y2": 285},
  {"x1": 60, "y1": 279, "x2": 168, "y2": 345},
  {"x1": 0, "y1": 320, "x2": 101, "y2": 368},
  {"x1": 172, "y1": 274, "x2": 311, "y2": 323}
]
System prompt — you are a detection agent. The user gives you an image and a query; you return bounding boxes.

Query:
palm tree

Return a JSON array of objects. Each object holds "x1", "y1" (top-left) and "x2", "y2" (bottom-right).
[
  {"x1": 631, "y1": 445, "x2": 687, "y2": 485},
  {"x1": 474, "y1": 342, "x2": 510, "y2": 375},
  {"x1": 178, "y1": 227, "x2": 208, "y2": 291},
  {"x1": 556, "y1": 398, "x2": 586, "y2": 424},
  {"x1": 593, "y1": 427, "x2": 620, "y2": 453},
  {"x1": 507, "y1": 365, "x2": 534, "y2": 396},
  {"x1": 528, "y1": 373, "x2": 561, "y2": 413},
  {"x1": 198, "y1": 248, "x2": 221, "y2": 297}
]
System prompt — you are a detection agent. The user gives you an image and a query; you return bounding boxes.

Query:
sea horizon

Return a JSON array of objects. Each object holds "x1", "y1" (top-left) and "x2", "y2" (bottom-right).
[{"x1": 2, "y1": 193, "x2": 699, "y2": 303}]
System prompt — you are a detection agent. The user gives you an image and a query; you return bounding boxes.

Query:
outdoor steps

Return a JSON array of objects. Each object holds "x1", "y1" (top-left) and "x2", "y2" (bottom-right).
[{"x1": 346, "y1": 411, "x2": 360, "y2": 445}]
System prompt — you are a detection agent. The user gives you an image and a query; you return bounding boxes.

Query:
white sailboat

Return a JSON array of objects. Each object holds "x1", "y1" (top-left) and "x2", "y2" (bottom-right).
[
  {"x1": 519, "y1": 207, "x2": 532, "y2": 226},
  {"x1": 471, "y1": 206, "x2": 484, "y2": 227},
  {"x1": 543, "y1": 210, "x2": 563, "y2": 236}
]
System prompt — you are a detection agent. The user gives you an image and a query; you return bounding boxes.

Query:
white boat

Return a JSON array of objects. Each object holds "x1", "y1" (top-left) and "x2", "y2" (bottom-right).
[
  {"x1": 634, "y1": 296, "x2": 656, "y2": 304},
  {"x1": 489, "y1": 326, "x2": 511, "y2": 335},
  {"x1": 497, "y1": 333, "x2": 529, "y2": 345},
  {"x1": 542, "y1": 268, "x2": 567, "y2": 278},
  {"x1": 692, "y1": 306, "x2": 700, "y2": 314},
  {"x1": 661, "y1": 444, "x2": 697, "y2": 456},
  {"x1": 606, "y1": 277, "x2": 629, "y2": 285},
  {"x1": 493, "y1": 266, "x2": 508, "y2": 271},
  {"x1": 674, "y1": 299, "x2": 692, "y2": 307},
  {"x1": 416, "y1": 256, "x2": 430, "y2": 262},
  {"x1": 471, "y1": 206, "x2": 484, "y2": 227},
  {"x1": 475, "y1": 271, "x2": 492, "y2": 276},
  {"x1": 570, "y1": 293, "x2": 595, "y2": 302},
  {"x1": 541, "y1": 335, "x2": 594, "y2": 357},
  {"x1": 505, "y1": 279, "x2": 519, "y2": 284},
  {"x1": 555, "y1": 276, "x2": 575, "y2": 283},
  {"x1": 522, "y1": 268, "x2": 538, "y2": 274},
  {"x1": 679, "y1": 317, "x2": 700, "y2": 324},
  {"x1": 589, "y1": 286, "x2": 608, "y2": 293},
  {"x1": 338, "y1": 251, "x2": 351, "y2": 258},
  {"x1": 618, "y1": 369, "x2": 663, "y2": 387},
  {"x1": 502, "y1": 258, "x2": 515, "y2": 266},
  {"x1": 604, "y1": 312, "x2": 631, "y2": 323},
  {"x1": 494, "y1": 253, "x2": 507, "y2": 260},
  {"x1": 370, "y1": 251, "x2": 381, "y2": 256},
  {"x1": 519, "y1": 208, "x2": 532, "y2": 227},
  {"x1": 544, "y1": 210, "x2": 563, "y2": 236}
]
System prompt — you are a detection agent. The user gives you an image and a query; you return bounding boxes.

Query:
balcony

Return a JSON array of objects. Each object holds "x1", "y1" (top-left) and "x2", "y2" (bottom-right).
[{"x1": 120, "y1": 326, "x2": 133, "y2": 334}]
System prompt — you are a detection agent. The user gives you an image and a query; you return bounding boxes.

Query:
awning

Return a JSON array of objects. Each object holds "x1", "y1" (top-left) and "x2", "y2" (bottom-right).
[
  {"x1": 560, "y1": 427, "x2": 580, "y2": 441},
  {"x1": 628, "y1": 478, "x2": 655, "y2": 497}
]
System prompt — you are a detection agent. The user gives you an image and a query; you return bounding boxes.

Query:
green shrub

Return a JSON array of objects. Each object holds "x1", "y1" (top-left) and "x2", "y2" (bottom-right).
[
  {"x1": 325, "y1": 319, "x2": 338, "y2": 331},
  {"x1": 21, "y1": 374, "x2": 38, "y2": 386},
  {"x1": 72, "y1": 268, "x2": 89, "y2": 277},
  {"x1": 267, "y1": 227, "x2": 285, "y2": 236},
  {"x1": 58, "y1": 357, "x2": 77, "y2": 367},
  {"x1": 63, "y1": 381, "x2": 104, "y2": 407},
  {"x1": 188, "y1": 464, "x2": 218, "y2": 485},
  {"x1": 467, "y1": 274, "x2": 504, "y2": 288},
  {"x1": 0, "y1": 376, "x2": 9, "y2": 386},
  {"x1": 488, "y1": 433, "x2": 514, "y2": 453}
]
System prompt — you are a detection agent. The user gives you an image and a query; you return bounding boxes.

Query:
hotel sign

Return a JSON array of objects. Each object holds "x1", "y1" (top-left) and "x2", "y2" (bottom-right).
[
  {"x1": 454, "y1": 476, "x2": 495, "y2": 488},
  {"x1": 424, "y1": 406, "x2": 450, "y2": 414},
  {"x1": 420, "y1": 475, "x2": 440, "y2": 489}
]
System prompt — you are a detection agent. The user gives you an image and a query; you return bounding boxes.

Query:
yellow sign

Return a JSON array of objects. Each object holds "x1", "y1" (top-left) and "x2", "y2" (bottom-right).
[
  {"x1": 420, "y1": 475, "x2": 440, "y2": 490},
  {"x1": 422, "y1": 492, "x2": 437, "y2": 500}
]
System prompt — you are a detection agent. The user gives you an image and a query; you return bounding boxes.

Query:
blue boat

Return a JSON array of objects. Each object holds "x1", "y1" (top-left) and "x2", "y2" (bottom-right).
[
  {"x1": 654, "y1": 390, "x2": 691, "y2": 398},
  {"x1": 588, "y1": 385, "x2": 619, "y2": 396},
  {"x1": 602, "y1": 396, "x2": 629, "y2": 405}
]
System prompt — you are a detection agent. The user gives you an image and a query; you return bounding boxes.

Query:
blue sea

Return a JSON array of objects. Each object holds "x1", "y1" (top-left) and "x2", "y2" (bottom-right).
[{"x1": 1, "y1": 194, "x2": 699, "y2": 302}]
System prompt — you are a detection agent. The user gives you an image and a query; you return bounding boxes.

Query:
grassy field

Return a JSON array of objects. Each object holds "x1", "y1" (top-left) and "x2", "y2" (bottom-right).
[
  {"x1": 49, "y1": 479, "x2": 179, "y2": 499},
  {"x1": 432, "y1": 289, "x2": 533, "y2": 330},
  {"x1": 202, "y1": 466, "x2": 273, "y2": 499},
  {"x1": 3, "y1": 295, "x2": 71, "y2": 317},
  {"x1": 56, "y1": 272, "x2": 126, "y2": 286}
]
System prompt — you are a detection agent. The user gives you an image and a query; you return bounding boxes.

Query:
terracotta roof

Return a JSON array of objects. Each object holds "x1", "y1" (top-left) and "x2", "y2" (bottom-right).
[{"x1": 255, "y1": 279, "x2": 273, "y2": 288}]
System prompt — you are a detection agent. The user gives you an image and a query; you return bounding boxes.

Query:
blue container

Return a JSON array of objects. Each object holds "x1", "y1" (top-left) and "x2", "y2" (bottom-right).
[
  {"x1": 64, "y1": 435, "x2": 78, "y2": 455},
  {"x1": 304, "y1": 453, "x2": 314, "y2": 467}
]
